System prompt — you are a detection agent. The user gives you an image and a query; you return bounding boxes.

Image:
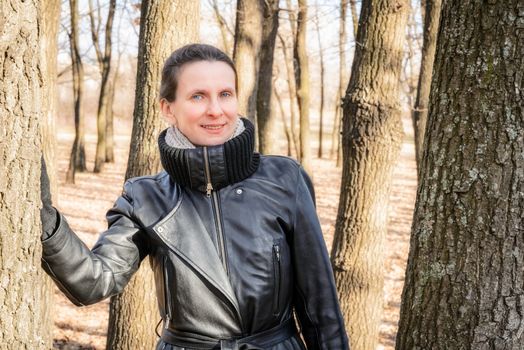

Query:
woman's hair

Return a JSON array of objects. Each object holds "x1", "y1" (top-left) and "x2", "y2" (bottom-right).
[{"x1": 159, "y1": 43, "x2": 237, "y2": 102}]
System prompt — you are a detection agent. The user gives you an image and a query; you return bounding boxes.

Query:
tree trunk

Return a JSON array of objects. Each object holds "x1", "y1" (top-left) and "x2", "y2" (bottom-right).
[
  {"x1": 210, "y1": 0, "x2": 233, "y2": 57},
  {"x1": 105, "y1": 75, "x2": 115, "y2": 163},
  {"x1": 66, "y1": 0, "x2": 87, "y2": 184},
  {"x1": 274, "y1": 85, "x2": 293, "y2": 157},
  {"x1": 294, "y1": 0, "x2": 312, "y2": 175},
  {"x1": 256, "y1": 0, "x2": 279, "y2": 155},
  {"x1": 278, "y1": 33, "x2": 300, "y2": 158},
  {"x1": 349, "y1": 0, "x2": 359, "y2": 37},
  {"x1": 329, "y1": 1, "x2": 408, "y2": 349},
  {"x1": 314, "y1": 6, "x2": 325, "y2": 159},
  {"x1": 331, "y1": 0, "x2": 348, "y2": 162},
  {"x1": 106, "y1": 1, "x2": 199, "y2": 349},
  {"x1": 40, "y1": 0, "x2": 61, "y2": 197},
  {"x1": 0, "y1": 0, "x2": 58, "y2": 347},
  {"x1": 93, "y1": 0, "x2": 116, "y2": 173},
  {"x1": 396, "y1": 2, "x2": 524, "y2": 349},
  {"x1": 330, "y1": 89, "x2": 341, "y2": 159},
  {"x1": 233, "y1": 0, "x2": 264, "y2": 123},
  {"x1": 412, "y1": 0, "x2": 441, "y2": 172}
]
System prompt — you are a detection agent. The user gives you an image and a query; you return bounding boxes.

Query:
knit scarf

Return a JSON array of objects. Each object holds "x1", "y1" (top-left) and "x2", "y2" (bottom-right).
[{"x1": 158, "y1": 118, "x2": 260, "y2": 193}]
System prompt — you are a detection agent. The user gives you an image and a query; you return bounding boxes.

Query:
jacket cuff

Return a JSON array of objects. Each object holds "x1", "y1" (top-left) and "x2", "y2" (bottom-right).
[{"x1": 41, "y1": 212, "x2": 72, "y2": 256}]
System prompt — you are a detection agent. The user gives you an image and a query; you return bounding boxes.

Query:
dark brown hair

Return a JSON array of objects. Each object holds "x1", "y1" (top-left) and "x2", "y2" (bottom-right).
[{"x1": 159, "y1": 43, "x2": 237, "y2": 102}]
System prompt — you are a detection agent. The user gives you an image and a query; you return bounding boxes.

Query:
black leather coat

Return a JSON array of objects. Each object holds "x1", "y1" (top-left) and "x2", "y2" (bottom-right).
[{"x1": 41, "y1": 120, "x2": 349, "y2": 350}]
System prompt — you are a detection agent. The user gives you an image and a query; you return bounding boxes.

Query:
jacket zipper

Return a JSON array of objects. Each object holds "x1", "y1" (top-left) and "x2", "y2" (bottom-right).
[
  {"x1": 272, "y1": 243, "x2": 281, "y2": 316},
  {"x1": 203, "y1": 146, "x2": 229, "y2": 276},
  {"x1": 163, "y1": 256, "x2": 172, "y2": 329}
]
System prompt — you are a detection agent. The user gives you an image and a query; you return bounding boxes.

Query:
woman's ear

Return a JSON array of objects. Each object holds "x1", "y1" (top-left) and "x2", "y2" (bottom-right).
[{"x1": 160, "y1": 98, "x2": 177, "y2": 126}]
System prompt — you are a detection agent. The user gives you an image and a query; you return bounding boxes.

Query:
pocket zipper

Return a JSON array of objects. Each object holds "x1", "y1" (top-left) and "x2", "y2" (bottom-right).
[
  {"x1": 163, "y1": 256, "x2": 172, "y2": 329},
  {"x1": 272, "y1": 244, "x2": 281, "y2": 316}
]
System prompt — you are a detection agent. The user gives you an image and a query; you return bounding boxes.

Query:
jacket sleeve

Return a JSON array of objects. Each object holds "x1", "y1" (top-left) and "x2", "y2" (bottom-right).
[
  {"x1": 40, "y1": 180, "x2": 149, "y2": 306},
  {"x1": 291, "y1": 166, "x2": 350, "y2": 350}
]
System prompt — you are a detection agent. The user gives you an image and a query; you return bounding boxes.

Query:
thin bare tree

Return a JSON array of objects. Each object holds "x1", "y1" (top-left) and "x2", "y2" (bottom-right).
[
  {"x1": 209, "y1": 0, "x2": 234, "y2": 57},
  {"x1": 314, "y1": 3, "x2": 326, "y2": 158},
  {"x1": 294, "y1": 0, "x2": 312, "y2": 175},
  {"x1": 89, "y1": 0, "x2": 116, "y2": 173},
  {"x1": 278, "y1": 33, "x2": 300, "y2": 158},
  {"x1": 331, "y1": 0, "x2": 348, "y2": 166},
  {"x1": 65, "y1": 0, "x2": 87, "y2": 184}
]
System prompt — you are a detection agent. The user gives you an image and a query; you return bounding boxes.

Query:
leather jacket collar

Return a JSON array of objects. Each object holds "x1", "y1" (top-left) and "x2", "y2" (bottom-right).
[{"x1": 158, "y1": 118, "x2": 260, "y2": 194}]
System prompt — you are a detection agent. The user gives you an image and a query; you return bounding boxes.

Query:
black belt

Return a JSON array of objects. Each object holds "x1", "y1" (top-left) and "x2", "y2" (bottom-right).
[{"x1": 161, "y1": 318, "x2": 297, "y2": 350}]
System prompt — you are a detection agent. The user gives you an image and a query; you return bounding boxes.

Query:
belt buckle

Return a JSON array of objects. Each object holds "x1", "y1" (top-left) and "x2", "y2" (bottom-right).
[{"x1": 219, "y1": 339, "x2": 239, "y2": 350}]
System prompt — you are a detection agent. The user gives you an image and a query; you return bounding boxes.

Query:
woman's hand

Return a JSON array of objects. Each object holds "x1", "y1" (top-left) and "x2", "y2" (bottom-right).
[{"x1": 40, "y1": 156, "x2": 58, "y2": 240}]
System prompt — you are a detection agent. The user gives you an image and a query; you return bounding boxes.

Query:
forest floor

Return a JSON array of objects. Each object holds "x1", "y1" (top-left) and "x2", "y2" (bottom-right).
[{"x1": 52, "y1": 119, "x2": 417, "y2": 350}]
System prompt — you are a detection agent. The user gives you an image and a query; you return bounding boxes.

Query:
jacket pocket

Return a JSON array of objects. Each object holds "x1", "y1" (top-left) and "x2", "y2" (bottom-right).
[
  {"x1": 162, "y1": 256, "x2": 172, "y2": 329},
  {"x1": 272, "y1": 242, "x2": 281, "y2": 316}
]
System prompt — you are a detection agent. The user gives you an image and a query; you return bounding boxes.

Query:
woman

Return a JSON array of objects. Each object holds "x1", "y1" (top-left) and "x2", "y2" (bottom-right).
[{"x1": 40, "y1": 44, "x2": 349, "y2": 350}]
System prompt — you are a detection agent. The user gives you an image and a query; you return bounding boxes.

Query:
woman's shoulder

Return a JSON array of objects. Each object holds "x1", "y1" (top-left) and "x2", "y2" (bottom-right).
[
  {"x1": 255, "y1": 155, "x2": 304, "y2": 185},
  {"x1": 121, "y1": 171, "x2": 178, "y2": 201}
]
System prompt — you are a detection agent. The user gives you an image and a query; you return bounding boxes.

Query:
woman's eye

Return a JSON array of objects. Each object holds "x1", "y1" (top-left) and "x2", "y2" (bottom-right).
[{"x1": 221, "y1": 91, "x2": 232, "y2": 98}]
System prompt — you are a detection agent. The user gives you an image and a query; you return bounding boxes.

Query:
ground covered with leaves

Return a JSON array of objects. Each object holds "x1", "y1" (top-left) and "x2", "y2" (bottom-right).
[{"x1": 52, "y1": 121, "x2": 416, "y2": 349}]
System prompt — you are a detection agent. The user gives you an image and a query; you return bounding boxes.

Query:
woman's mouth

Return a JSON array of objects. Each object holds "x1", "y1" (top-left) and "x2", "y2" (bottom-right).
[{"x1": 201, "y1": 124, "x2": 226, "y2": 130}]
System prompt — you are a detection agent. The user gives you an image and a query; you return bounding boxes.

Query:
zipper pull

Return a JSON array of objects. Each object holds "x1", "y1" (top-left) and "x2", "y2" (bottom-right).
[
  {"x1": 274, "y1": 245, "x2": 281, "y2": 262},
  {"x1": 206, "y1": 182, "x2": 213, "y2": 197},
  {"x1": 164, "y1": 314, "x2": 171, "y2": 330}
]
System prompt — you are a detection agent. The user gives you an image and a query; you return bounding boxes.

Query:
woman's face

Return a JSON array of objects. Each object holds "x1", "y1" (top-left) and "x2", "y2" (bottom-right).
[{"x1": 160, "y1": 60, "x2": 239, "y2": 147}]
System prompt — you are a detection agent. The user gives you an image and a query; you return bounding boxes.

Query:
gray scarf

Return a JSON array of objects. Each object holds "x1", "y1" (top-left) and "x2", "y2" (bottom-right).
[{"x1": 165, "y1": 118, "x2": 245, "y2": 149}]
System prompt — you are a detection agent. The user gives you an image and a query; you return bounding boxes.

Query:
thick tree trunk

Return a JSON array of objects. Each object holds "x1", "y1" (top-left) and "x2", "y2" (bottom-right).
[
  {"x1": 106, "y1": 1, "x2": 199, "y2": 349},
  {"x1": 93, "y1": 0, "x2": 116, "y2": 173},
  {"x1": 329, "y1": 1, "x2": 408, "y2": 349},
  {"x1": 396, "y1": 2, "x2": 524, "y2": 349},
  {"x1": 233, "y1": 0, "x2": 264, "y2": 123},
  {"x1": 331, "y1": 0, "x2": 348, "y2": 162},
  {"x1": 0, "y1": 0, "x2": 57, "y2": 347},
  {"x1": 256, "y1": 0, "x2": 279, "y2": 155},
  {"x1": 412, "y1": 0, "x2": 441, "y2": 172},
  {"x1": 66, "y1": 0, "x2": 86, "y2": 184},
  {"x1": 278, "y1": 34, "x2": 300, "y2": 158},
  {"x1": 294, "y1": 0, "x2": 312, "y2": 175}
]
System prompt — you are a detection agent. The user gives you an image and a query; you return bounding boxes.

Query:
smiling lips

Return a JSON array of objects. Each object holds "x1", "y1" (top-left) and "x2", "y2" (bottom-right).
[{"x1": 201, "y1": 123, "x2": 226, "y2": 131}]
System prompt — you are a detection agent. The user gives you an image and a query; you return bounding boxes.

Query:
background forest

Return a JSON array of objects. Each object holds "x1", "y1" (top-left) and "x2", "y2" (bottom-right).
[{"x1": 1, "y1": 0, "x2": 522, "y2": 350}]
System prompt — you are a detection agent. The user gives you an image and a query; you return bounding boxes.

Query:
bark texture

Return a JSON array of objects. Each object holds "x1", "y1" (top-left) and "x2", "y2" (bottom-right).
[
  {"x1": 233, "y1": 0, "x2": 264, "y2": 122},
  {"x1": 92, "y1": 0, "x2": 116, "y2": 173},
  {"x1": 65, "y1": 0, "x2": 86, "y2": 183},
  {"x1": 294, "y1": 0, "x2": 312, "y2": 175},
  {"x1": 256, "y1": 0, "x2": 279, "y2": 155},
  {"x1": 329, "y1": 1, "x2": 408, "y2": 349},
  {"x1": 412, "y1": 0, "x2": 441, "y2": 171},
  {"x1": 106, "y1": 1, "x2": 199, "y2": 349},
  {"x1": 396, "y1": 2, "x2": 524, "y2": 349},
  {"x1": 0, "y1": 0, "x2": 55, "y2": 347}
]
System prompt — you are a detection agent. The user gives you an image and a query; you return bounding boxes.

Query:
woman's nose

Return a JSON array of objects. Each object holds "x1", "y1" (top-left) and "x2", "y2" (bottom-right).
[{"x1": 207, "y1": 98, "x2": 223, "y2": 117}]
